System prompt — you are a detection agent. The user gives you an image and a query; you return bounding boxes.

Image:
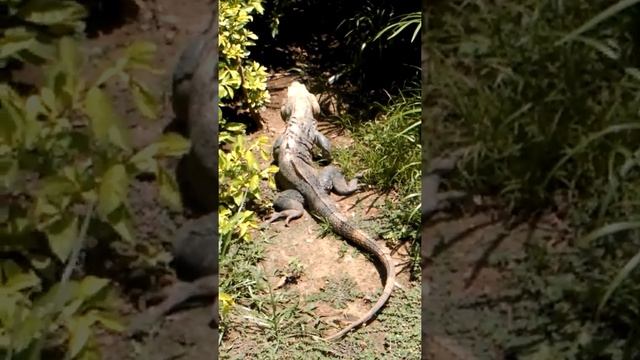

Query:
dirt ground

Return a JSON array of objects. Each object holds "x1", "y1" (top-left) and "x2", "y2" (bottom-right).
[{"x1": 422, "y1": 208, "x2": 569, "y2": 359}]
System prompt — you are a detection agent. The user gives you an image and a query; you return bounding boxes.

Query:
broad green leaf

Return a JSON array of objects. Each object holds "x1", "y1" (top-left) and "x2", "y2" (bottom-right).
[
  {"x1": 2, "y1": 269, "x2": 40, "y2": 293},
  {"x1": 97, "y1": 164, "x2": 128, "y2": 218},
  {"x1": 58, "y1": 37, "x2": 80, "y2": 77},
  {"x1": 0, "y1": 107, "x2": 18, "y2": 145},
  {"x1": 94, "y1": 64, "x2": 124, "y2": 88},
  {"x1": 18, "y1": 0, "x2": 87, "y2": 26},
  {"x1": 245, "y1": 150, "x2": 256, "y2": 168},
  {"x1": 76, "y1": 276, "x2": 109, "y2": 299},
  {"x1": 125, "y1": 41, "x2": 157, "y2": 71},
  {"x1": 34, "y1": 281, "x2": 74, "y2": 310},
  {"x1": 62, "y1": 297, "x2": 84, "y2": 318},
  {"x1": 11, "y1": 312, "x2": 43, "y2": 353},
  {"x1": 157, "y1": 167, "x2": 182, "y2": 211},
  {"x1": 0, "y1": 29, "x2": 36, "y2": 59},
  {"x1": 8, "y1": 37, "x2": 56, "y2": 64},
  {"x1": 155, "y1": 132, "x2": 191, "y2": 157},
  {"x1": 84, "y1": 87, "x2": 130, "y2": 150},
  {"x1": 67, "y1": 315, "x2": 93, "y2": 359},
  {"x1": 106, "y1": 206, "x2": 135, "y2": 243},
  {"x1": 45, "y1": 215, "x2": 78, "y2": 262},
  {"x1": 0, "y1": 293, "x2": 19, "y2": 327},
  {"x1": 40, "y1": 86, "x2": 58, "y2": 115},
  {"x1": 37, "y1": 175, "x2": 75, "y2": 197},
  {"x1": 92, "y1": 311, "x2": 125, "y2": 332},
  {"x1": 0, "y1": 260, "x2": 22, "y2": 281},
  {"x1": 130, "y1": 79, "x2": 158, "y2": 119},
  {"x1": 75, "y1": 344, "x2": 101, "y2": 360},
  {"x1": 22, "y1": 115, "x2": 42, "y2": 149},
  {"x1": 129, "y1": 143, "x2": 159, "y2": 174},
  {"x1": 0, "y1": 159, "x2": 18, "y2": 189}
]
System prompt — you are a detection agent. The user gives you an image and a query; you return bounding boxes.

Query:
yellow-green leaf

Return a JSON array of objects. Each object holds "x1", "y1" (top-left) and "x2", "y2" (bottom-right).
[
  {"x1": 76, "y1": 276, "x2": 109, "y2": 299},
  {"x1": 125, "y1": 41, "x2": 157, "y2": 70},
  {"x1": 40, "y1": 87, "x2": 58, "y2": 115},
  {"x1": 45, "y1": 215, "x2": 78, "y2": 262},
  {"x1": 92, "y1": 311, "x2": 125, "y2": 332},
  {"x1": 130, "y1": 80, "x2": 158, "y2": 119},
  {"x1": 97, "y1": 164, "x2": 127, "y2": 218},
  {"x1": 67, "y1": 315, "x2": 93, "y2": 359},
  {"x1": 59, "y1": 37, "x2": 80, "y2": 77},
  {"x1": 155, "y1": 132, "x2": 191, "y2": 157},
  {"x1": 84, "y1": 87, "x2": 130, "y2": 150},
  {"x1": 129, "y1": 143, "x2": 159, "y2": 174},
  {"x1": 0, "y1": 29, "x2": 36, "y2": 59},
  {"x1": 11, "y1": 312, "x2": 43, "y2": 352},
  {"x1": 94, "y1": 65, "x2": 123, "y2": 88},
  {"x1": 106, "y1": 207, "x2": 135, "y2": 243},
  {"x1": 38, "y1": 175, "x2": 75, "y2": 197},
  {"x1": 157, "y1": 167, "x2": 182, "y2": 211},
  {"x1": 18, "y1": 0, "x2": 87, "y2": 26},
  {"x1": 3, "y1": 268, "x2": 40, "y2": 293}
]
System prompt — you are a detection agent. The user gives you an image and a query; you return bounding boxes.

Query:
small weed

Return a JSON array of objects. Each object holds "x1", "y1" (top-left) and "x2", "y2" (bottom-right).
[{"x1": 307, "y1": 277, "x2": 363, "y2": 309}]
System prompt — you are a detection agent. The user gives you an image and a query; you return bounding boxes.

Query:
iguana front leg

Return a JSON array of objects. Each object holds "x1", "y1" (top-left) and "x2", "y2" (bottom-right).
[
  {"x1": 319, "y1": 165, "x2": 361, "y2": 195},
  {"x1": 272, "y1": 134, "x2": 283, "y2": 164},
  {"x1": 313, "y1": 130, "x2": 332, "y2": 163}
]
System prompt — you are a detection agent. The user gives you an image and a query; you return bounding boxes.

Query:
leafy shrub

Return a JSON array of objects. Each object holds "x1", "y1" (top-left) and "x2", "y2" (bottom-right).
[
  {"x1": 1, "y1": 37, "x2": 187, "y2": 358},
  {"x1": 0, "y1": 0, "x2": 88, "y2": 68},
  {"x1": 218, "y1": 0, "x2": 270, "y2": 110},
  {"x1": 217, "y1": 0, "x2": 275, "y2": 335},
  {"x1": 334, "y1": 90, "x2": 421, "y2": 275},
  {"x1": 427, "y1": 1, "x2": 640, "y2": 357}
]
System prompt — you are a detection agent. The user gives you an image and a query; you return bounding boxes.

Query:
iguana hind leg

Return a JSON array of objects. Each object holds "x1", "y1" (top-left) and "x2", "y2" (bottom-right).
[{"x1": 265, "y1": 189, "x2": 305, "y2": 226}]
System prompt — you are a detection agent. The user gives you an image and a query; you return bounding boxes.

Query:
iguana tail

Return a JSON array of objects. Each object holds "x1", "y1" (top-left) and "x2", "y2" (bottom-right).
[
  {"x1": 311, "y1": 195, "x2": 395, "y2": 341},
  {"x1": 283, "y1": 157, "x2": 395, "y2": 341}
]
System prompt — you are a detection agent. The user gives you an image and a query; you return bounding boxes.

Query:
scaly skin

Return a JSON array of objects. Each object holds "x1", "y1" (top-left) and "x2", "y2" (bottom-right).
[{"x1": 269, "y1": 82, "x2": 394, "y2": 341}]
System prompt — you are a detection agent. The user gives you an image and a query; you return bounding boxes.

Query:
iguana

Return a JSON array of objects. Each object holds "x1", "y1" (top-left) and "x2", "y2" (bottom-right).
[
  {"x1": 265, "y1": 81, "x2": 395, "y2": 341},
  {"x1": 128, "y1": 9, "x2": 219, "y2": 336}
]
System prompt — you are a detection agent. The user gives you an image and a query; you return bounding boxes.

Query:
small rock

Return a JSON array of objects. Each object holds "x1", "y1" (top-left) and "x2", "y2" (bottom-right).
[
  {"x1": 88, "y1": 46, "x2": 104, "y2": 57},
  {"x1": 165, "y1": 30, "x2": 176, "y2": 44},
  {"x1": 141, "y1": 10, "x2": 154, "y2": 22},
  {"x1": 159, "y1": 15, "x2": 179, "y2": 27}
]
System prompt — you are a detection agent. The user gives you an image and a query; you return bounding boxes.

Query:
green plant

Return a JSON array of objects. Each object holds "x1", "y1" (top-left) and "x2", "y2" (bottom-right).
[
  {"x1": 374, "y1": 11, "x2": 421, "y2": 44},
  {"x1": 333, "y1": 89, "x2": 421, "y2": 274},
  {"x1": 217, "y1": 0, "x2": 276, "y2": 341},
  {"x1": 0, "y1": 0, "x2": 88, "y2": 68},
  {"x1": 427, "y1": 0, "x2": 640, "y2": 357},
  {"x1": 219, "y1": 134, "x2": 277, "y2": 257},
  {"x1": 218, "y1": 0, "x2": 270, "y2": 110},
  {"x1": 1, "y1": 37, "x2": 187, "y2": 358}
]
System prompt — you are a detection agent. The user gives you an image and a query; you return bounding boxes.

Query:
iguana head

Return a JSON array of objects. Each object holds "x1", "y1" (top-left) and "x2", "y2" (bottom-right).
[{"x1": 280, "y1": 81, "x2": 320, "y2": 121}]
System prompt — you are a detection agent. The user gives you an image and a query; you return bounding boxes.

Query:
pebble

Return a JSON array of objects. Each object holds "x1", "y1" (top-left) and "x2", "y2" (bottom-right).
[
  {"x1": 159, "y1": 15, "x2": 179, "y2": 28},
  {"x1": 165, "y1": 30, "x2": 176, "y2": 44}
]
